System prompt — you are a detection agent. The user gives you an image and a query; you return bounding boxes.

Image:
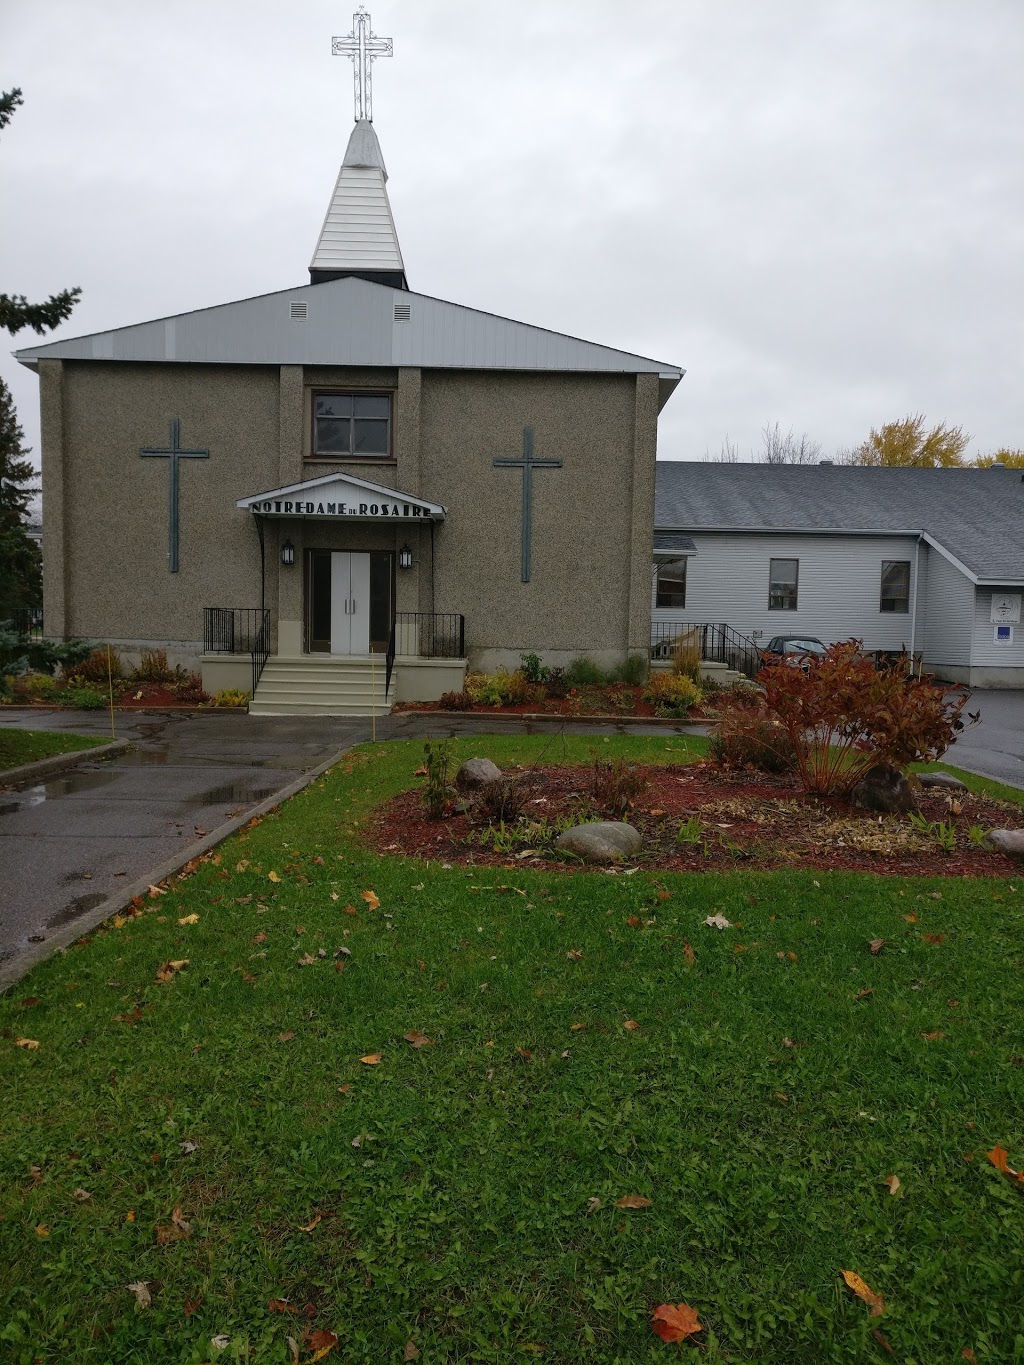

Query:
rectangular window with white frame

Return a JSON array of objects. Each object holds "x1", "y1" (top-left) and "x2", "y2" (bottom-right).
[
  {"x1": 880, "y1": 560, "x2": 910, "y2": 613},
  {"x1": 768, "y1": 558, "x2": 798, "y2": 610},
  {"x1": 655, "y1": 558, "x2": 687, "y2": 609}
]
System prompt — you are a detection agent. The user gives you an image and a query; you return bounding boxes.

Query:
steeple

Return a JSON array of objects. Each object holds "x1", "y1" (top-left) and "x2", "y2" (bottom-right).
[
  {"x1": 309, "y1": 118, "x2": 407, "y2": 288},
  {"x1": 309, "y1": 8, "x2": 407, "y2": 289}
]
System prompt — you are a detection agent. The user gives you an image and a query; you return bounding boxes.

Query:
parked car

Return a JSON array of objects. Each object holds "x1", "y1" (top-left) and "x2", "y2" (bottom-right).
[{"x1": 763, "y1": 635, "x2": 828, "y2": 666}]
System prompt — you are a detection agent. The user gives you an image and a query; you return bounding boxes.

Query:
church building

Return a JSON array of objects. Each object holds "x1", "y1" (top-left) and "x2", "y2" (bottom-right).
[{"x1": 14, "y1": 13, "x2": 684, "y2": 714}]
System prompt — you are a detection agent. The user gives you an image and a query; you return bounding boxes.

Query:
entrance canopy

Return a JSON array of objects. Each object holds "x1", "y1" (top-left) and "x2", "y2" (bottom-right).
[{"x1": 237, "y1": 471, "x2": 446, "y2": 522}]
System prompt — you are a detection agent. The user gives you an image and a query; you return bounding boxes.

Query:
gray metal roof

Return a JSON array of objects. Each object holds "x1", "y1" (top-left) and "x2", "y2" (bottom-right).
[
  {"x1": 14, "y1": 276, "x2": 683, "y2": 406},
  {"x1": 310, "y1": 119, "x2": 404, "y2": 277},
  {"x1": 655, "y1": 462, "x2": 1024, "y2": 584},
  {"x1": 653, "y1": 530, "x2": 697, "y2": 556}
]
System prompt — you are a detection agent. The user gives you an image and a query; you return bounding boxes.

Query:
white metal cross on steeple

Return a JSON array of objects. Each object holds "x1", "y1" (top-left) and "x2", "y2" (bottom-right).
[{"x1": 332, "y1": 7, "x2": 393, "y2": 123}]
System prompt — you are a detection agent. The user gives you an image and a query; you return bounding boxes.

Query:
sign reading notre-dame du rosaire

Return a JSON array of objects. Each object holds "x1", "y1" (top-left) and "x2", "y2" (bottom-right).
[{"x1": 249, "y1": 498, "x2": 432, "y2": 518}]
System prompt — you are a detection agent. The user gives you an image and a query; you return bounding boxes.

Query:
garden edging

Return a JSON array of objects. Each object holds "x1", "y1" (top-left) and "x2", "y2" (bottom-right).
[
  {"x1": 0, "y1": 740, "x2": 355, "y2": 993},
  {"x1": 395, "y1": 709, "x2": 711, "y2": 728},
  {"x1": 0, "y1": 738, "x2": 130, "y2": 787}
]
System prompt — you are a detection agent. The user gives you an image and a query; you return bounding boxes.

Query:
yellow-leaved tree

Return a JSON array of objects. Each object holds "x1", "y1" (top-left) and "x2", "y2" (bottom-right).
[
  {"x1": 850, "y1": 414, "x2": 970, "y2": 467},
  {"x1": 975, "y1": 449, "x2": 1024, "y2": 468}
]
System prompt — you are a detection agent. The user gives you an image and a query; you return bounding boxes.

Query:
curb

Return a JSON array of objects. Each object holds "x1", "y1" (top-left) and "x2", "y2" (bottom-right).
[
  {"x1": 0, "y1": 738, "x2": 131, "y2": 788},
  {"x1": 392, "y1": 710, "x2": 708, "y2": 729},
  {"x1": 0, "y1": 741, "x2": 355, "y2": 994}
]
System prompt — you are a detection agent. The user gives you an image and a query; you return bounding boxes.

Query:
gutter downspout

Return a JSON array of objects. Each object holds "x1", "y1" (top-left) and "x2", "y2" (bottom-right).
[{"x1": 909, "y1": 534, "x2": 922, "y2": 675}]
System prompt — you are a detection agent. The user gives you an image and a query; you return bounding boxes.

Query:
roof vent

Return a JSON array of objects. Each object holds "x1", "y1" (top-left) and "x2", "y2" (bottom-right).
[
  {"x1": 990, "y1": 461, "x2": 1005, "y2": 469},
  {"x1": 393, "y1": 302, "x2": 411, "y2": 322},
  {"x1": 289, "y1": 300, "x2": 309, "y2": 320}
]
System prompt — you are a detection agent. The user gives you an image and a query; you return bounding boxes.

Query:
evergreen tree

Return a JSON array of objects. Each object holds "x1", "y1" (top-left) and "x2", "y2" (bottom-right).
[
  {"x1": 0, "y1": 89, "x2": 82, "y2": 336},
  {"x1": 0, "y1": 378, "x2": 42, "y2": 617}
]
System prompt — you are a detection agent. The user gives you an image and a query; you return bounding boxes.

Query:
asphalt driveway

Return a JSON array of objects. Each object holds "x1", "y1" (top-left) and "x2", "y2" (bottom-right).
[{"x1": 946, "y1": 688, "x2": 1024, "y2": 789}]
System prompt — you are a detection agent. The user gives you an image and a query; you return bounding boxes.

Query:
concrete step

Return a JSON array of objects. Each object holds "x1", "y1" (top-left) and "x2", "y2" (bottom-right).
[{"x1": 251, "y1": 654, "x2": 390, "y2": 716}]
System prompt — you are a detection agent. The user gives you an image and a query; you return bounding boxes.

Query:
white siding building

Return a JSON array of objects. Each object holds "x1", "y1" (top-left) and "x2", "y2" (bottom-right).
[{"x1": 653, "y1": 464, "x2": 1024, "y2": 688}]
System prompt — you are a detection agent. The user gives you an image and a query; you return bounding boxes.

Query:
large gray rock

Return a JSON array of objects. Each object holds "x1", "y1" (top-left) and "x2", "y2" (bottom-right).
[
  {"x1": 850, "y1": 763, "x2": 917, "y2": 814},
  {"x1": 984, "y1": 829, "x2": 1024, "y2": 858},
  {"x1": 556, "y1": 821, "x2": 642, "y2": 863},
  {"x1": 918, "y1": 771, "x2": 968, "y2": 791},
  {"x1": 455, "y1": 757, "x2": 503, "y2": 792}
]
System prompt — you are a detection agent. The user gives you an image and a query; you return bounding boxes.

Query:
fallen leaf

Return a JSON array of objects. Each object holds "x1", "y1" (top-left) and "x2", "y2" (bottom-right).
[
  {"x1": 211, "y1": 1335, "x2": 230, "y2": 1350},
  {"x1": 403, "y1": 1342, "x2": 420, "y2": 1361},
  {"x1": 868, "y1": 939, "x2": 885, "y2": 955},
  {"x1": 413, "y1": 765, "x2": 427, "y2": 776},
  {"x1": 343, "y1": 904, "x2": 358, "y2": 915},
  {"x1": 733, "y1": 944, "x2": 747, "y2": 953},
  {"x1": 840, "y1": 1269, "x2": 886, "y2": 1317},
  {"x1": 921, "y1": 1030, "x2": 945, "y2": 1041},
  {"x1": 656, "y1": 888, "x2": 671, "y2": 902},
  {"x1": 179, "y1": 1139, "x2": 200, "y2": 1154},
  {"x1": 125, "y1": 1210, "x2": 136, "y2": 1222},
  {"x1": 127, "y1": 1281, "x2": 151, "y2": 1310},
  {"x1": 299, "y1": 1214, "x2": 322, "y2": 1232},
  {"x1": 872, "y1": 1327, "x2": 895, "y2": 1354},
  {"x1": 585, "y1": 1196, "x2": 601, "y2": 1214},
  {"x1": 148, "y1": 884, "x2": 167, "y2": 897},
  {"x1": 570, "y1": 1023, "x2": 586, "y2": 1032},
  {"x1": 962, "y1": 1350, "x2": 978, "y2": 1362},
  {"x1": 287, "y1": 1337, "x2": 300, "y2": 1365},
  {"x1": 516, "y1": 1046, "x2": 532, "y2": 1059},
  {"x1": 20, "y1": 996, "x2": 40, "y2": 1008},
  {"x1": 178, "y1": 914, "x2": 200, "y2": 925},
  {"x1": 34, "y1": 1224, "x2": 49, "y2": 1237},
  {"x1": 683, "y1": 941, "x2": 695, "y2": 965},
  {"x1": 615, "y1": 1193, "x2": 651, "y2": 1209},
  {"x1": 928, "y1": 891, "x2": 942, "y2": 900},
  {"x1": 704, "y1": 914, "x2": 731, "y2": 929},
  {"x1": 268, "y1": 871, "x2": 282, "y2": 883},
  {"x1": 337, "y1": 1084, "x2": 351, "y2": 1095},
  {"x1": 776, "y1": 950, "x2": 798, "y2": 962},
  {"x1": 361, "y1": 890, "x2": 380, "y2": 910},
  {"x1": 184, "y1": 1294, "x2": 202, "y2": 1315},
  {"x1": 566, "y1": 948, "x2": 584, "y2": 960},
  {"x1": 29, "y1": 1165, "x2": 43, "y2": 1183},
  {"x1": 623, "y1": 1020, "x2": 640, "y2": 1031},
  {"x1": 154, "y1": 959, "x2": 189, "y2": 983},
  {"x1": 922, "y1": 933, "x2": 945, "y2": 944},
  {"x1": 404, "y1": 1031, "x2": 433, "y2": 1048},
  {"x1": 854, "y1": 987, "x2": 874, "y2": 1001},
  {"x1": 268, "y1": 1298, "x2": 298, "y2": 1314},
  {"x1": 626, "y1": 915, "x2": 641, "y2": 928},
  {"x1": 986, "y1": 1144, "x2": 1024, "y2": 1183},
  {"x1": 72, "y1": 1188, "x2": 92, "y2": 1201},
  {"x1": 884, "y1": 1175, "x2": 901, "y2": 1195},
  {"x1": 359, "y1": 1053, "x2": 382, "y2": 1065},
  {"x1": 306, "y1": 1329, "x2": 339, "y2": 1361},
  {"x1": 278, "y1": 1031, "x2": 296, "y2": 1042},
  {"x1": 16, "y1": 1038, "x2": 39, "y2": 1050},
  {"x1": 902, "y1": 913, "x2": 918, "y2": 923},
  {"x1": 297, "y1": 953, "x2": 317, "y2": 966},
  {"x1": 171, "y1": 1205, "x2": 192, "y2": 1236},
  {"x1": 651, "y1": 1302, "x2": 702, "y2": 1342}
]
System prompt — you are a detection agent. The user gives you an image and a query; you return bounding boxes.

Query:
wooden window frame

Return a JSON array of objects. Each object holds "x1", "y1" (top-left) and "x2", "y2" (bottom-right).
[
  {"x1": 768, "y1": 558, "x2": 799, "y2": 611},
  {"x1": 655, "y1": 558, "x2": 687, "y2": 609},
  {"x1": 308, "y1": 390, "x2": 394, "y2": 463}
]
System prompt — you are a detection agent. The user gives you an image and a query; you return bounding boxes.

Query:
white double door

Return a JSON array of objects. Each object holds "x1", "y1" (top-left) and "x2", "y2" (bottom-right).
[{"x1": 329, "y1": 552, "x2": 371, "y2": 655}]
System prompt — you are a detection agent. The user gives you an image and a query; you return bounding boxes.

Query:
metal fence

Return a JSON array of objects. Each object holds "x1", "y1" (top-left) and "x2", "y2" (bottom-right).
[
  {"x1": 8, "y1": 607, "x2": 44, "y2": 640},
  {"x1": 650, "y1": 622, "x2": 761, "y2": 678},
  {"x1": 203, "y1": 607, "x2": 272, "y2": 695},
  {"x1": 391, "y1": 612, "x2": 465, "y2": 660}
]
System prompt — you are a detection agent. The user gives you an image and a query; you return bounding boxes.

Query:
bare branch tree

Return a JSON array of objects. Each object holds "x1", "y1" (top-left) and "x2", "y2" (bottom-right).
[{"x1": 760, "y1": 422, "x2": 823, "y2": 465}]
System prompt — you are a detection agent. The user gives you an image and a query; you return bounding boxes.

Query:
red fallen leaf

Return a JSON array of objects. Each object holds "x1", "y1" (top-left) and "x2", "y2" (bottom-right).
[
  {"x1": 872, "y1": 1327, "x2": 895, "y2": 1354},
  {"x1": 268, "y1": 1298, "x2": 298, "y2": 1314},
  {"x1": 115, "y1": 1007, "x2": 144, "y2": 1024},
  {"x1": 361, "y1": 890, "x2": 380, "y2": 910},
  {"x1": 921, "y1": 1030, "x2": 946, "y2": 1041},
  {"x1": 627, "y1": 915, "x2": 641, "y2": 928},
  {"x1": 922, "y1": 933, "x2": 945, "y2": 944},
  {"x1": 651, "y1": 1302, "x2": 702, "y2": 1342},
  {"x1": 154, "y1": 959, "x2": 189, "y2": 983},
  {"x1": 150, "y1": 1152, "x2": 162, "y2": 1164},
  {"x1": 683, "y1": 941, "x2": 695, "y2": 966},
  {"x1": 516, "y1": 1047, "x2": 532, "y2": 1059},
  {"x1": 854, "y1": 987, "x2": 874, "y2": 1001},
  {"x1": 962, "y1": 1350, "x2": 978, "y2": 1362},
  {"x1": 868, "y1": 939, "x2": 885, "y2": 956},
  {"x1": 986, "y1": 1144, "x2": 1024, "y2": 1183},
  {"x1": 184, "y1": 1295, "x2": 203, "y2": 1316},
  {"x1": 306, "y1": 1328, "x2": 339, "y2": 1360},
  {"x1": 303, "y1": 1302, "x2": 317, "y2": 1319},
  {"x1": 343, "y1": 905, "x2": 358, "y2": 915},
  {"x1": 20, "y1": 996, "x2": 40, "y2": 1008},
  {"x1": 615, "y1": 1193, "x2": 651, "y2": 1209},
  {"x1": 656, "y1": 889, "x2": 672, "y2": 903},
  {"x1": 623, "y1": 1020, "x2": 640, "y2": 1031},
  {"x1": 404, "y1": 1031, "x2": 433, "y2": 1048},
  {"x1": 252, "y1": 932, "x2": 267, "y2": 944},
  {"x1": 902, "y1": 913, "x2": 918, "y2": 923}
]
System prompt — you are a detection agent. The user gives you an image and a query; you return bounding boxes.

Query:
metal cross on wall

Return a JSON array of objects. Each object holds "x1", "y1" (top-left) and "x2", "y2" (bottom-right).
[
  {"x1": 332, "y1": 7, "x2": 393, "y2": 122},
  {"x1": 493, "y1": 426, "x2": 563, "y2": 583},
  {"x1": 140, "y1": 418, "x2": 209, "y2": 574}
]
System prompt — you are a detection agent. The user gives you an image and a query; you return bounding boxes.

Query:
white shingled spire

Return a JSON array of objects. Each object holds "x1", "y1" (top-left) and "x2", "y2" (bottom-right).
[{"x1": 308, "y1": 118, "x2": 407, "y2": 287}]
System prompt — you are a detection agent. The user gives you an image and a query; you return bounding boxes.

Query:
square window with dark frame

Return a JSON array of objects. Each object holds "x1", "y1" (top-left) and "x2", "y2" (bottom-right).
[
  {"x1": 880, "y1": 560, "x2": 910, "y2": 613},
  {"x1": 768, "y1": 558, "x2": 798, "y2": 610},
  {"x1": 655, "y1": 558, "x2": 687, "y2": 609},
  {"x1": 312, "y1": 393, "x2": 391, "y2": 458}
]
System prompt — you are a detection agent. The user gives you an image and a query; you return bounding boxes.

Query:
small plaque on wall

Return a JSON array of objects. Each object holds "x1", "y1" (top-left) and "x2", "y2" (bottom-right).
[
  {"x1": 990, "y1": 594, "x2": 1021, "y2": 624},
  {"x1": 994, "y1": 624, "x2": 1014, "y2": 646}
]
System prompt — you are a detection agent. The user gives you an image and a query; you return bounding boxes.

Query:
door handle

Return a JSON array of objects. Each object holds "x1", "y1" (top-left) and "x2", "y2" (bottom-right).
[
  {"x1": 350, "y1": 599, "x2": 356, "y2": 613},
  {"x1": 344, "y1": 600, "x2": 349, "y2": 615}
]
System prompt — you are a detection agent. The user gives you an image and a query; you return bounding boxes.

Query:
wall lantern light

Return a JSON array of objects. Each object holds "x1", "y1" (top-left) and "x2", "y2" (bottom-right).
[
  {"x1": 398, "y1": 543, "x2": 413, "y2": 571},
  {"x1": 281, "y1": 540, "x2": 295, "y2": 567}
]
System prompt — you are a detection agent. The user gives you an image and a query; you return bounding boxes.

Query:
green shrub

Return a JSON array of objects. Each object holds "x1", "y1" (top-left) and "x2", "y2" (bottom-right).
[
  {"x1": 66, "y1": 685, "x2": 106, "y2": 710},
  {"x1": 709, "y1": 699, "x2": 796, "y2": 774},
  {"x1": 465, "y1": 672, "x2": 505, "y2": 707},
  {"x1": 11, "y1": 671, "x2": 59, "y2": 701},
  {"x1": 671, "y1": 630, "x2": 704, "y2": 683},
  {"x1": 173, "y1": 671, "x2": 209, "y2": 705},
  {"x1": 643, "y1": 672, "x2": 702, "y2": 716},
  {"x1": 611, "y1": 654, "x2": 649, "y2": 686},
  {"x1": 519, "y1": 652, "x2": 549, "y2": 684},
  {"x1": 421, "y1": 739, "x2": 453, "y2": 819},
  {"x1": 210, "y1": 689, "x2": 249, "y2": 708},
  {"x1": 565, "y1": 656, "x2": 608, "y2": 688}
]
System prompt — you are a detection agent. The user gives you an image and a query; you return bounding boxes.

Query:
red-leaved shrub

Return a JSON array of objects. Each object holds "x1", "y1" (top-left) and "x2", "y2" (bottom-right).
[{"x1": 757, "y1": 640, "x2": 975, "y2": 796}]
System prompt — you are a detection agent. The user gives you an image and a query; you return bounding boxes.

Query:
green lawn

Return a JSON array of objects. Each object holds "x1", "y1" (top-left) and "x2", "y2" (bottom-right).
[
  {"x1": 2, "y1": 734, "x2": 1023, "y2": 1364},
  {"x1": 0, "y1": 726, "x2": 107, "y2": 773}
]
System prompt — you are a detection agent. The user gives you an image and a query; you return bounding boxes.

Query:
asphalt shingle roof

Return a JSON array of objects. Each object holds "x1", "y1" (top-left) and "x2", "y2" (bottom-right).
[{"x1": 654, "y1": 463, "x2": 1024, "y2": 583}]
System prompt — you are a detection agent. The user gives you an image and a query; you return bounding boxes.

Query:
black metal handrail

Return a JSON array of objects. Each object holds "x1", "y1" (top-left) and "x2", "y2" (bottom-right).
[
  {"x1": 651, "y1": 622, "x2": 761, "y2": 678},
  {"x1": 203, "y1": 607, "x2": 269, "y2": 656},
  {"x1": 385, "y1": 613, "x2": 465, "y2": 695},
  {"x1": 251, "y1": 610, "x2": 271, "y2": 695},
  {"x1": 8, "y1": 606, "x2": 44, "y2": 640},
  {"x1": 384, "y1": 619, "x2": 397, "y2": 696}
]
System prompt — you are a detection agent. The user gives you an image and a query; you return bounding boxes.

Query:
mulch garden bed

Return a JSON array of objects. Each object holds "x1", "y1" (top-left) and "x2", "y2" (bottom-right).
[
  {"x1": 393, "y1": 684, "x2": 666, "y2": 718},
  {"x1": 370, "y1": 762, "x2": 1024, "y2": 877}
]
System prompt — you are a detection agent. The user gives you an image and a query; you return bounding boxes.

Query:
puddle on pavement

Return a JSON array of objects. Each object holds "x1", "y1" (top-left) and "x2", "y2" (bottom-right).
[
  {"x1": 3, "y1": 770, "x2": 119, "y2": 808},
  {"x1": 189, "y1": 782, "x2": 280, "y2": 807},
  {"x1": 46, "y1": 893, "x2": 108, "y2": 928}
]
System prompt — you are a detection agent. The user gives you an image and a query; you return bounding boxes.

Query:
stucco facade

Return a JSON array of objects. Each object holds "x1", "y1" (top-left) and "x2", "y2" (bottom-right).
[{"x1": 37, "y1": 357, "x2": 662, "y2": 675}]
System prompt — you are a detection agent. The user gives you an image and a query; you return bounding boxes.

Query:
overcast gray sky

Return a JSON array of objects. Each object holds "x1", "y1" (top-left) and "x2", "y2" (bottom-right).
[{"x1": 2, "y1": 0, "x2": 1022, "y2": 478}]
